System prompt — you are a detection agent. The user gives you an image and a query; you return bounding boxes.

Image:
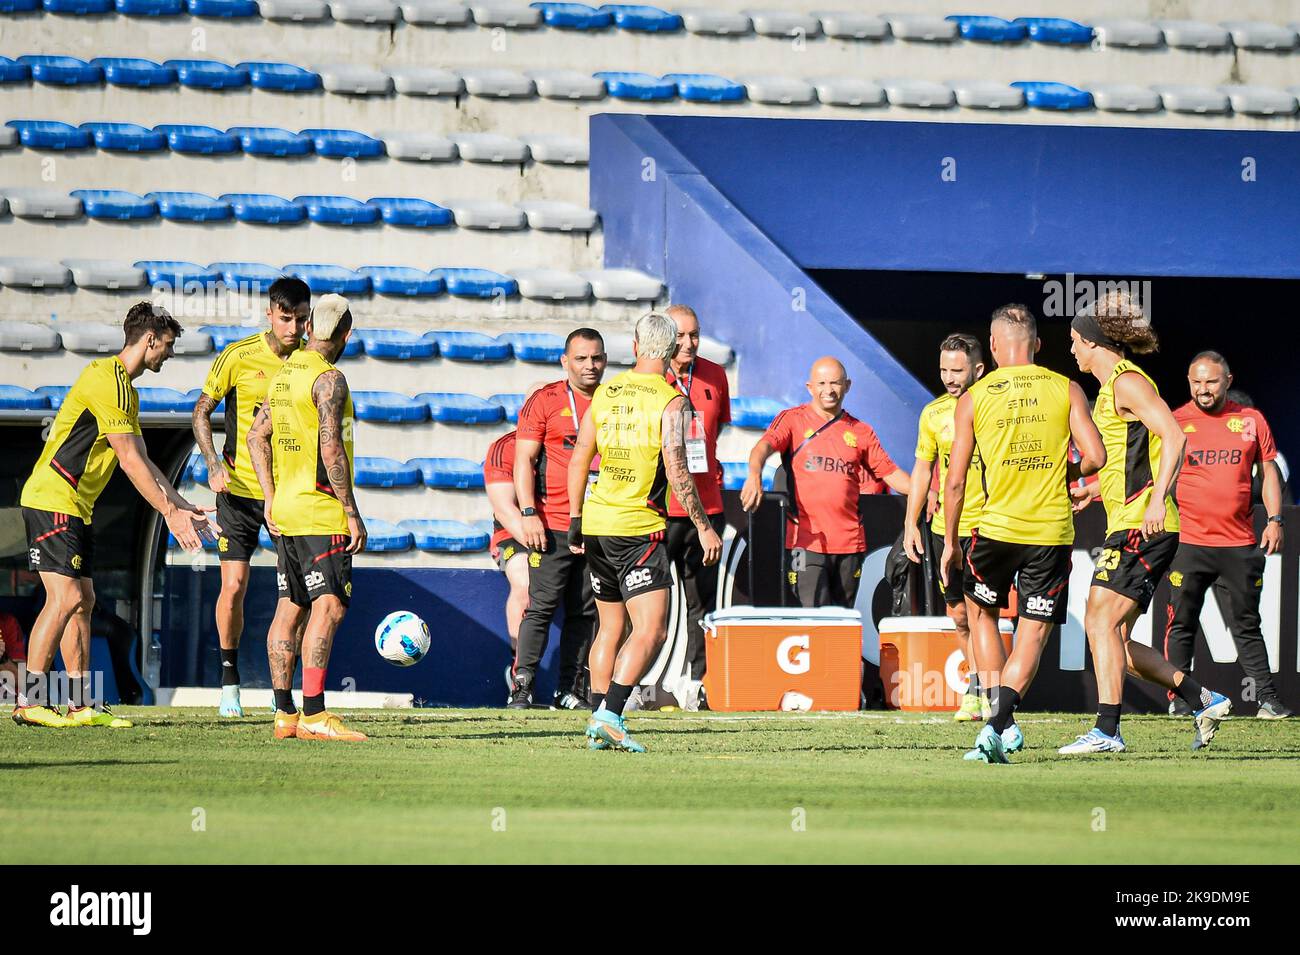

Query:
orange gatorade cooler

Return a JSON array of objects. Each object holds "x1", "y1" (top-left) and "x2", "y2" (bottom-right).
[
  {"x1": 878, "y1": 616, "x2": 1015, "y2": 712},
  {"x1": 701, "y1": 607, "x2": 863, "y2": 711}
]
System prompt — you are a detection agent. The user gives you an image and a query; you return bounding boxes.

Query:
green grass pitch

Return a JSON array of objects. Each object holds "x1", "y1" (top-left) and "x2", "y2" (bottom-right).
[{"x1": 3, "y1": 708, "x2": 1298, "y2": 864}]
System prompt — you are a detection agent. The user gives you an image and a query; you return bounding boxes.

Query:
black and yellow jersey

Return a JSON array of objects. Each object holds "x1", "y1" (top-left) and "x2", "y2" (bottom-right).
[
  {"x1": 582, "y1": 370, "x2": 681, "y2": 537},
  {"x1": 201, "y1": 331, "x2": 289, "y2": 500},
  {"x1": 21, "y1": 356, "x2": 140, "y2": 523},
  {"x1": 268, "y1": 349, "x2": 354, "y2": 537},
  {"x1": 969, "y1": 364, "x2": 1074, "y2": 546},
  {"x1": 915, "y1": 391, "x2": 985, "y2": 538},
  {"x1": 1093, "y1": 359, "x2": 1180, "y2": 537}
]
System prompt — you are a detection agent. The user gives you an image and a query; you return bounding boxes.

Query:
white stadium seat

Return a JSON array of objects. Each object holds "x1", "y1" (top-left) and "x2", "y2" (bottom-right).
[
  {"x1": 389, "y1": 67, "x2": 465, "y2": 97},
  {"x1": 314, "y1": 64, "x2": 394, "y2": 95},
  {"x1": 816, "y1": 11, "x2": 888, "y2": 40},
  {"x1": 1153, "y1": 84, "x2": 1231, "y2": 114},
  {"x1": 1156, "y1": 21, "x2": 1231, "y2": 50},
  {"x1": 884, "y1": 13, "x2": 957, "y2": 42},
  {"x1": 1089, "y1": 84, "x2": 1163, "y2": 113},
  {"x1": 329, "y1": 0, "x2": 399, "y2": 22},
  {"x1": 740, "y1": 75, "x2": 816, "y2": 105},
  {"x1": 445, "y1": 198, "x2": 527, "y2": 230},
  {"x1": 1093, "y1": 20, "x2": 1164, "y2": 48},
  {"x1": 811, "y1": 76, "x2": 885, "y2": 107},
  {"x1": 509, "y1": 268, "x2": 591, "y2": 300},
  {"x1": 1221, "y1": 21, "x2": 1297, "y2": 51},
  {"x1": 55, "y1": 321, "x2": 127, "y2": 353},
  {"x1": 698, "y1": 335, "x2": 735, "y2": 366},
  {"x1": 400, "y1": 0, "x2": 470, "y2": 24},
  {"x1": 258, "y1": 0, "x2": 329, "y2": 20},
  {"x1": 460, "y1": 69, "x2": 535, "y2": 99},
  {"x1": 1219, "y1": 85, "x2": 1298, "y2": 116},
  {"x1": 603, "y1": 333, "x2": 636, "y2": 365},
  {"x1": 0, "y1": 320, "x2": 62, "y2": 352},
  {"x1": 470, "y1": 2, "x2": 540, "y2": 28},
  {"x1": 744, "y1": 9, "x2": 821, "y2": 38},
  {"x1": 517, "y1": 201, "x2": 598, "y2": 232},
  {"x1": 521, "y1": 134, "x2": 588, "y2": 164},
  {"x1": 379, "y1": 130, "x2": 459, "y2": 161},
  {"x1": 527, "y1": 70, "x2": 607, "y2": 100},
  {"x1": 881, "y1": 78, "x2": 955, "y2": 108},
  {"x1": 3, "y1": 188, "x2": 83, "y2": 219},
  {"x1": 679, "y1": 7, "x2": 750, "y2": 35},
  {"x1": 950, "y1": 80, "x2": 1025, "y2": 110},
  {"x1": 0, "y1": 258, "x2": 72, "y2": 289},
  {"x1": 451, "y1": 132, "x2": 529, "y2": 163},
  {"x1": 61, "y1": 259, "x2": 147, "y2": 290},
  {"x1": 579, "y1": 268, "x2": 663, "y2": 302},
  {"x1": 0, "y1": 127, "x2": 17, "y2": 149}
]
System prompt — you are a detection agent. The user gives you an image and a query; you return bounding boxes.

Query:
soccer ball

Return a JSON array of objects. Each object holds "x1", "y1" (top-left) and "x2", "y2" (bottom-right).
[{"x1": 374, "y1": 610, "x2": 430, "y2": 667}]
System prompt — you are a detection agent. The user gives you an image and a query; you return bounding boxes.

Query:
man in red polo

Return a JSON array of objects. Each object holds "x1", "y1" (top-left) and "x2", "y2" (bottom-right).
[
  {"x1": 663, "y1": 305, "x2": 731, "y2": 688},
  {"x1": 741, "y1": 356, "x2": 909, "y2": 608},
  {"x1": 1166, "y1": 350, "x2": 1291, "y2": 718}
]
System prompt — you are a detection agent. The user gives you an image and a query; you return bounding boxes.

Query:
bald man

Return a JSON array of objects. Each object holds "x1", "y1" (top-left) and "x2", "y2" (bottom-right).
[{"x1": 742, "y1": 357, "x2": 909, "y2": 608}]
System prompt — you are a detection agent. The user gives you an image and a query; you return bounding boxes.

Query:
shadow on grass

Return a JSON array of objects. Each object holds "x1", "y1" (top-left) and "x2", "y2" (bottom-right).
[{"x1": 0, "y1": 759, "x2": 182, "y2": 770}]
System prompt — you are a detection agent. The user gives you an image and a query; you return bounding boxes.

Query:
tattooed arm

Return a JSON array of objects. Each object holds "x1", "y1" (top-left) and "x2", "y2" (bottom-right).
[
  {"x1": 314, "y1": 369, "x2": 366, "y2": 554},
  {"x1": 246, "y1": 401, "x2": 279, "y2": 536},
  {"x1": 191, "y1": 393, "x2": 229, "y2": 494},
  {"x1": 662, "y1": 395, "x2": 721, "y2": 566}
]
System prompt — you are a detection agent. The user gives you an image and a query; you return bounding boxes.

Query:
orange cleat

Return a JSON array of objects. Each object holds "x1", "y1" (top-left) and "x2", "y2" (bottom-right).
[
  {"x1": 295, "y1": 711, "x2": 367, "y2": 742},
  {"x1": 273, "y1": 709, "x2": 300, "y2": 740}
]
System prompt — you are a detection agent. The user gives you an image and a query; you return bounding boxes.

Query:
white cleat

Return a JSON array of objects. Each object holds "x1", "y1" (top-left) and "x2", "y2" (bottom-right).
[{"x1": 1058, "y1": 728, "x2": 1126, "y2": 755}]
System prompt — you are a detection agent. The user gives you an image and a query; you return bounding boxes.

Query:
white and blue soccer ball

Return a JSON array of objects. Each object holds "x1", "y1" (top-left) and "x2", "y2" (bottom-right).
[{"x1": 374, "y1": 610, "x2": 431, "y2": 667}]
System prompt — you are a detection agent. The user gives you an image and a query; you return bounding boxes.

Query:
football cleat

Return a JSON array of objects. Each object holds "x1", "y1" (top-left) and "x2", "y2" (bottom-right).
[
  {"x1": 1191, "y1": 691, "x2": 1231, "y2": 751},
  {"x1": 273, "y1": 709, "x2": 300, "y2": 740},
  {"x1": 507, "y1": 673, "x2": 533, "y2": 710},
  {"x1": 11, "y1": 704, "x2": 75, "y2": 728},
  {"x1": 1256, "y1": 699, "x2": 1293, "y2": 720},
  {"x1": 965, "y1": 724, "x2": 1010, "y2": 764},
  {"x1": 1058, "y1": 727, "x2": 1126, "y2": 755},
  {"x1": 953, "y1": 693, "x2": 983, "y2": 722},
  {"x1": 66, "y1": 705, "x2": 133, "y2": 728},
  {"x1": 553, "y1": 691, "x2": 585, "y2": 711},
  {"x1": 1168, "y1": 697, "x2": 1192, "y2": 717},
  {"x1": 1001, "y1": 722, "x2": 1024, "y2": 753},
  {"x1": 981, "y1": 696, "x2": 993, "y2": 721},
  {"x1": 219, "y1": 685, "x2": 243, "y2": 718},
  {"x1": 586, "y1": 708, "x2": 646, "y2": 753},
  {"x1": 295, "y1": 711, "x2": 367, "y2": 742}
]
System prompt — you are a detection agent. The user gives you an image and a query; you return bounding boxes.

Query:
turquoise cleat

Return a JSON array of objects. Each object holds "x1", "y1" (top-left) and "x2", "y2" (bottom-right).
[
  {"x1": 1001, "y1": 722, "x2": 1024, "y2": 753},
  {"x1": 586, "y1": 708, "x2": 646, "y2": 754},
  {"x1": 1191, "y1": 691, "x2": 1232, "y2": 751},
  {"x1": 219, "y1": 685, "x2": 244, "y2": 719},
  {"x1": 965, "y1": 724, "x2": 1010, "y2": 764}
]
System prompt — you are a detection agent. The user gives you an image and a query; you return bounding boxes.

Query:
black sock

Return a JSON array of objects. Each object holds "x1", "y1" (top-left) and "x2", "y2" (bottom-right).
[
  {"x1": 989, "y1": 685, "x2": 1020, "y2": 734},
  {"x1": 23, "y1": 670, "x2": 48, "y2": 707},
  {"x1": 302, "y1": 693, "x2": 325, "y2": 717},
  {"x1": 68, "y1": 676, "x2": 87, "y2": 709},
  {"x1": 273, "y1": 688, "x2": 296, "y2": 714},
  {"x1": 968, "y1": 673, "x2": 981, "y2": 697},
  {"x1": 1096, "y1": 702, "x2": 1122, "y2": 738},
  {"x1": 590, "y1": 692, "x2": 605, "y2": 713},
  {"x1": 1174, "y1": 674, "x2": 1212, "y2": 712},
  {"x1": 220, "y1": 648, "x2": 240, "y2": 686},
  {"x1": 603, "y1": 682, "x2": 633, "y2": 717}
]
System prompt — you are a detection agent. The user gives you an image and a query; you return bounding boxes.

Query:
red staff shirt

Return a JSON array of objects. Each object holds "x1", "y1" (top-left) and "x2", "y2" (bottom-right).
[
  {"x1": 1173, "y1": 400, "x2": 1277, "y2": 547},
  {"x1": 764, "y1": 404, "x2": 900, "y2": 554},
  {"x1": 483, "y1": 430, "x2": 516, "y2": 552},
  {"x1": 665, "y1": 356, "x2": 730, "y2": 517},
  {"x1": 516, "y1": 381, "x2": 593, "y2": 532},
  {"x1": 0, "y1": 611, "x2": 26, "y2": 663}
]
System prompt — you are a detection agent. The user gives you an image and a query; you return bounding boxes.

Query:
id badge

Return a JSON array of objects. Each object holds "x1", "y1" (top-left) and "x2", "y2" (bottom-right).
[
  {"x1": 585, "y1": 469, "x2": 599, "y2": 500},
  {"x1": 685, "y1": 416, "x2": 708, "y2": 474}
]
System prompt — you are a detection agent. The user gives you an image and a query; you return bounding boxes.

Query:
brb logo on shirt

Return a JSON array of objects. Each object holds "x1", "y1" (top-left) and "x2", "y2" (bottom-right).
[
  {"x1": 1187, "y1": 448, "x2": 1243, "y2": 467},
  {"x1": 802, "y1": 455, "x2": 859, "y2": 477}
]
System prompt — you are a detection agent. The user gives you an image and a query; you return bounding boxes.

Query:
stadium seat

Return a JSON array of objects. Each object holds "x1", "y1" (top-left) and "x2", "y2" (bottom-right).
[
  {"x1": 55, "y1": 320, "x2": 130, "y2": 351},
  {"x1": 366, "y1": 197, "x2": 453, "y2": 227},
  {"x1": 1222, "y1": 21, "x2": 1297, "y2": 51},
  {"x1": 358, "y1": 266, "x2": 446, "y2": 296},
  {"x1": 314, "y1": 64, "x2": 393, "y2": 95},
  {"x1": 354, "y1": 456, "x2": 422, "y2": 487},
  {"x1": 330, "y1": 0, "x2": 399, "y2": 22},
  {"x1": 666, "y1": 73, "x2": 745, "y2": 103},
  {"x1": 1219, "y1": 85, "x2": 1298, "y2": 116},
  {"x1": 470, "y1": 1, "x2": 540, "y2": 27},
  {"x1": 71, "y1": 189, "x2": 159, "y2": 220},
  {"x1": 200, "y1": 324, "x2": 262, "y2": 350},
  {"x1": 34, "y1": 385, "x2": 71, "y2": 408},
  {"x1": 136, "y1": 387, "x2": 193, "y2": 412},
  {"x1": 220, "y1": 193, "x2": 307, "y2": 224},
  {"x1": 285, "y1": 264, "x2": 371, "y2": 294},
  {"x1": 496, "y1": 331, "x2": 563, "y2": 362},
  {"x1": 602, "y1": 334, "x2": 635, "y2": 366},
  {"x1": 390, "y1": 67, "x2": 464, "y2": 97},
  {"x1": 812, "y1": 77, "x2": 885, "y2": 107},
  {"x1": 490, "y1": 392, "x2": 524, "y2": 422},
  {"x1": 721, "y1": 461, "x2": 775, "y2": 491},
  {"x1": 239, "y1": 62, "x2": 322, "y2": 92},
  {"x1": 155, "y1": 124, "x2": 240, "y2": 154},
  {"x1": 149, "y1": 191, "x2": 232, "y2": 222},
  {"x1": 91, "y1": 58, "x2": 177, "y2": 88},
  {"x1": 301, "y1": 128, "x2": 385, "y2": 158},
  {"x1": 1152, "y1": 85, "x2": 1230, "y2": 114},
  {"x1": 420, "y1": 392, "x2": 506, "y2": 423},
  {"x1": 509, "y1": 268, "x2": 590, "y2": 300},
  {"x1": 680, "y1": 7, "x2": 749, "y2": 35},
  {"x1": 428, "y1": 330, "x2": 512, "y2": 361},
  {"x1": 461, "y1": 69, "x2": 536, "y2": 98},
  {"x1": 880, "y1": 79, "x2": 955, "y2": 108},
  {"x1": 0, "y1": 58, "x2": 31, "y2": 85},
  {"x1": 209, "y1": 262, "x2": 285, "y2": 291},
  {"x1": 697, "y1": 334, "x2": 734, "y2": 366},
  {"x1": 946, "y1": 15, "x2": 1026, "y2": 42},
  {"x1": 352, "y1": 391, "x2": 428, "y2": 422},
  {"x1": 136, "y1": 261, "x2": 220, "y2": 288},
  {"x1": 400, "y1": 0, "x2": 470, "y2": 24},
  {"x1": 0, "y1": 258, "x2": 72, "y2": 289},
  {"x1": 452, "y1": 133, "x2": 529, "y2": 163},
  {"x1": 1155, "y1": 20, "x2": 1230, "y2": 50},
  {"x1": 532, "y1": 3, "x2": 611, "y2": 29},
  {"x1": 0, "y1": 385, "x2": 49, "y2": 410},
  {"x1": 2, "y1": 187, "x2": 83, "y2": 218},
  {"x1": 17, "y1": 56, "x2": 103, "y2": 86},
  {"x1": 116, "y1": 0, "x2": 185, "y2": 12},
  {"x1": 579, "y1": 268, "x2": 662, "y2": 301},
  {"x1": 433, "y1": 267, "x2": 517, "y2": 297},
  {"x1": 380, "y1": 131, "x2": 458, "y2": 162},
  {"x1": 355, "y1": 328, "x2": 438, "y2": 358},
  {"x1": 187, "y1": 0, "x2": 259, "y2": 15},
  {"x1": 517, "y1": 200, "x2": 598, "y2": 231},
  {"x1": 172, "y1": 330, "x2": 214, "y2": 355},
  {"x1": 0, "y1": 128, "x2": 14, "y2": 150},
  {"x1": 745, "y1": 9, "x2": 818, "y2": 37},
  {"x1": 741, "y1": 75, "x2": 815, "y2": 105},
  {"x1": 407, "y1": 457, "x2": 484, "y2": 488},
  {"x1": 729, "y1": 396, "x2": 783, "y2": 429},
  {"x1": 445, "y1": 199, "x2": 527, "y2": 230},
  {"x1": 601, "y1": 4, "x2": 680, "y2": 31},
  {"x1": 258, "y1": 0, "x2": 328, "y2": 18},
  {"x1": 527, "y1": 69, "x2": 606, "y2": 100},
  {"x1": 950, "y1": 80, "x2": 1024, "y2": 110},
  {"x1": 885, "y1": 13, "x2": 956, "y2": 41},
  {"x1": 400, "y1": 519, "x2": 489, "y2": 552},
  {"x1": 522, "y1": 133, "x2": 588, "y2": 164},
  {"x1": 42, "y1": 0, "x2": 113, "y2": 11},
  {"x1": 595, "y1": 71, "x2": 675, "y2": 100},
  {"x1": 1011, "y1": 81, "x2": 1093, "y2": 110},
  {"x1": 6, "y1": 120, "x2": 93, "y2": 150},
  {"x1": 1089, "y1": 84, "x2": 1162, "y2": 112},
  {"x1": 1092, "y1": 20, "x2": 1163, "y2": 48},
  {"x1": 164, "y1": 59, "x2": 250, "y2": 88},
  {"x1": 62, "y1": 259, "x2": 148, "y2": 290},
  {"x1": 295, "y1": 195, "x2": 382, "y2": 225},
  {"x1": 363, "y1": 518, "x2": 414, "y2": 552},
  {"x1": 1013, "y1": 17, "x2": 1093, "y2": 44},
  {"x1": 185, "y1": 452, "x2": 208, "y2": 484},
  {"x1": 80, "y1": 122, "x2": 167, "y2": 152},
  {"x1": 817, "y1": 11, "x2": 886, "y2": 39}
]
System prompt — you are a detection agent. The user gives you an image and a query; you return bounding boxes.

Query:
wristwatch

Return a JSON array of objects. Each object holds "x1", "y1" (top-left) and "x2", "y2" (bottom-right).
[
  {"x1": 1267, "y1": 514, "x2": 1284, "y2": 525},
  {"x1": 521, "y1": 507, "x2": 537, "y2": 518}
]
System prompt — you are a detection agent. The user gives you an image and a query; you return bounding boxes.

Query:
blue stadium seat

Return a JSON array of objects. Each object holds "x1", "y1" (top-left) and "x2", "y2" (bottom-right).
[
  {"x1": 730, "y1": 396, "x2": 784, "y2": 429},
  {"x1": 407, "y1": 457, "x2": 485, "y2": 488},
  {"x1": 1013, "y1": 17, "x2": 1093, "y2": 44},
  {"x1": 0, "y1": 58, "x2": 31, "y2": 85},
  {"x1": 149, "y1": 191, "x2": 232, "y2": 222},
  {"x1": 364, "y1": 518, "x2": 414, "y2": 552},
  {"x1": 1012, "y1": 81, "x2": 1094, "y2": 110},
  {"x1": 0, "y1": 385, "x2": 49, "y2": 411},
  {"x1": 91, "y1": 58, "x2": 177, "y2": 87},
  {"x1": 284, "y1": 264, "x2": 371, "y2": 295},
  {"x1": 594, "y1": 71, "x2": 676, "y2": 100},
  {"x1": 164, "y1": 60, "x2": 250, "y2": 89},
  {"x1": 155, "y1": 124, "x2": 240, "y2": 154},
  {"x1": 496, "y1": 332, "x2": 563, "y2": 363},
  {"x1": 44, "y1": 0, "x2": 114, "y2": 14},
  {"x1": 6, "y1": 121, "x2": 93, "y2": 150},
  {"x1": 601, "y1": 4, "x2": 681, "y2": 31},
  {"x1": 220, "y1": 193, "x2": 306, "y2": 224},
  {"x1": 209, "y1": 262, "x2": 284, "y2": 291},
  {"x1": 199, "y1": 324, "x2": 261, "y2": 350},
  {"x1": 352, "y1": 391, "x2": 428, "y2": 422},
  {"x1": 366, "y1": 197, "x2": 454, "y2": 228},
  {"x1": 418, "y1": 393, "x2": 505, "y2": 424},
  {"x1": 531, "y1": 2, "x2": 611, "y2": 29},
  {"x1": 359, "y1": 266, "x2": 445, "y2": 296},
  {"x1": 257, "y1": 525, "x2": 275, "y2": 551},
  {"x1": 353, "y1": 456, "x2": 422, "y2": 487},
  {"x1": 0, "y1": 0, "x2": 39, "y2": 9},
  {"x1": 946, "y1": 15, "x2": 1026, "y2": 42},
  {"x1": 295, "y1": 195, "x2": 382, "y2": 225},
  {"x1": 35, "y1": 386, "x2": 70, "y2": 409},
  {"x1": 721, "y1": 461, "x2": 776, "y2": 491},
  {"x1": 18, "y1": 56, "x2": 103, "y2": 86},
  {"x1": 135, "y1": 260, "x2": 220, "y2": 288},
  {"x1": 428, "y1": 330, "x2": 512, "y2": 362},
  {"x1": 399, "y1": 519, "x2": 489, "y2": 552},
  {"x1": 116, "y1": 0, "x2": 184, "y2": 12},
  {"x1": 664, "y1": 73, "x2": 745, "y2": 103},
  {"x1": 228, "y1": 126, "x2": 312, "y2": 157},
  {"x1": 239, "y1": 62, "x2": 321, "y2": 91},
  {"x1": 489, "y1": 392, "x2": 524, "y2": 422},
  {"x1": 136, "y1": 387, "x2": 194, "y2": 412},
  {"x1": 431, "y1": 268, "x2": 517, "y2": 298},
  {"x1": 72, "y1": 189, "x2": 158, "y2": 220},
  {"x1": 187, "y1": 0, "x2": 258, "y2": 15},
  {"x1": 80, "y1": 122, "x2": 168, "y2": 151},
  {"x1": 299, "y1": 128, "x2": 385, "y2": 158},
  {"x1": 355, "y1": 328, "x2": 437, "y2": 358},
  {"x1": 185, "y1": 452, "x2": 208, "y2": 484}
]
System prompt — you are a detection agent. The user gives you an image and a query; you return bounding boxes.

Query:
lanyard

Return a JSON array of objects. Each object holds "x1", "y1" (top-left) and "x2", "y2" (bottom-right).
[
  {"x1": 670, "y1": 360, "x2": 695, "y2": 399},
  {"x1": 792, "y1": 411, "x2": 843, "y2": 458},
  {"x1": 565, "y1": 384, "x2": 580, "y2": 430}
]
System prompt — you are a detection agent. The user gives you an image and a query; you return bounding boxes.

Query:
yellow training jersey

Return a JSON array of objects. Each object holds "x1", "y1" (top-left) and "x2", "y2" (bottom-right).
[
  {"x1": 201, "y1": 331, "x2": 291, "y2": 500},
  {"x1": 582, "y1": 370, "x2": 682, "y2": 537},
  {"x1": 915, "y1": 391, "x2": 986, "y2": 538},
  {"x1": 21, "y1": 356, "x2": 141, "y2": 523},
  {"x1": 268, "y1": 349, "x2": 354, "y2": 537},
  {"x1": 969, "y1": 364, "x2": 1074, "y2": 546},
  {"x1": 1093, "y1": 359, "x2": 1180, "y2": 537}
]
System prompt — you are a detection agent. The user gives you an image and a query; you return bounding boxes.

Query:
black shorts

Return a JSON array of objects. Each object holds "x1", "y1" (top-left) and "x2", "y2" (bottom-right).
[
  {"x1": 215, "y1": 492, "x2": 266, "y2": 562},
  {"x1": 23, "y1": 507, "x2": 94, "y2": 579},
  {"x1": 788, "y1": 549, "x2": 865, "y2": 609},
  {"x1": 1091, "y1": 528, "x2": 1179, "y2": 612},
  {"x1": 964, "y1": 533, "x2": 1071, "y2": 623},
  {"x1": 932, "y1": 530, "x2": 970, "y2": 607},
  {"x1": 275, "y1": 533, "x2": 353, "y2": 609},
  {"x1": 585, "y1": 532, "x2": 671, "y2": 602},
  {"x1": 494, "y1": 537, "x2": 524, "y2": 572}
]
